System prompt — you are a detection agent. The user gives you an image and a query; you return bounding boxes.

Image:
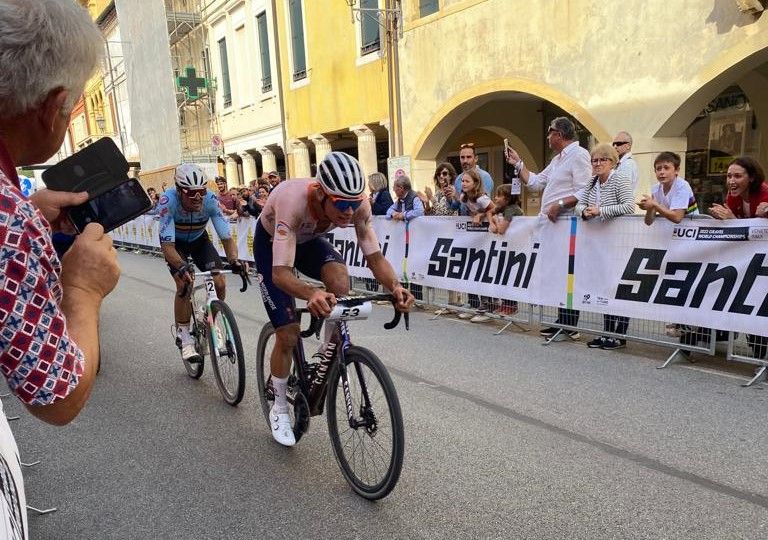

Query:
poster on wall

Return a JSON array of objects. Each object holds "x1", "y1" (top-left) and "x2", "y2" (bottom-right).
[
  {"x1": 387, "y1": 155, "x2": 412, "y2": 181},
  {"x1": 708, "y1": 112, "x2": 746, "y2": 175}
]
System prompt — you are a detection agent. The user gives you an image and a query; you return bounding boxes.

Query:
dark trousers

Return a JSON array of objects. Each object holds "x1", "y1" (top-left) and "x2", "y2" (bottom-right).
[
  {"x1": 468, "y1": 294, "x2": 495, "y2": 310},
  {"x1": 747, "y1": 334, "x2": 768, "y2": 359},
  {"x1": 556, "y1": 308, "x2": 580, "y2": 327},
  {"x1": 604, "y1": 315, "x2": 629, "y2": 335},
  {"x1": 410, "y1": 283, "x2": 423, "y2": 301}
]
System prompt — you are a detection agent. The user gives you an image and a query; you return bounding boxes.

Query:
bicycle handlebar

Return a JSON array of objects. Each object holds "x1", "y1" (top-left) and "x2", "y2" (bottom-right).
[
  {"x1": 177, "y1": 262, "x2": 250, "y2": 298},
  {"x1": 298, "y1": 293, "x2": 409, "y2": 338}
]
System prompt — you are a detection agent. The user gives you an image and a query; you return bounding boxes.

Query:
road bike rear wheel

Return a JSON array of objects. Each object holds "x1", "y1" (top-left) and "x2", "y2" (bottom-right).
[
  {"x1": 208, "y1": 300, "x2": 246, "y2": 406},
  {"x1": 326, "y1": 346, "x2": 404, "y2": 500},
  {"x1": 255, "y1": 324, "x2": 310, "y2": 443}
]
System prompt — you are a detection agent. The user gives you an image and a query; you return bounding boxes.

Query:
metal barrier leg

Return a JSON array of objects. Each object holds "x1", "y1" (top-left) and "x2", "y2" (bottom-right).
[
  {"x1": 657, "y1": 348, "x2": 690, "y2": 369},
  {"x1": 27, "y1": 505, "x2": 57, "y2": 515},
  {"x1": 21, "y1": 460, "x2": 40, "y2": 468},
  {"x1": 542, "y1": 329, "x2": 564, "y2": 346},
  {"x1": 742, "y1": 366, "x2": 767, "y2": 388},
  {"x1": 494, "y1": 319, "x2": 528, "y2": 335}
]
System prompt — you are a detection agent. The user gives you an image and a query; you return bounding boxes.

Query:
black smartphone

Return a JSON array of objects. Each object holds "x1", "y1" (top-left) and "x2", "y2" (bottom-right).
[
  {"x1": 42, "y1": 137, "x2": 129, "y2": 196},
  {"x1": 68, "y1": 178, "x2": 151, "y2": 234}
]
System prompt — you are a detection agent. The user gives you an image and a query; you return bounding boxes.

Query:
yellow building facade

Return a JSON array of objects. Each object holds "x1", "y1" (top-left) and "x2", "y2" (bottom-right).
[{"x1": 274, "y1": 0, "x2": 392, "y2": 178}]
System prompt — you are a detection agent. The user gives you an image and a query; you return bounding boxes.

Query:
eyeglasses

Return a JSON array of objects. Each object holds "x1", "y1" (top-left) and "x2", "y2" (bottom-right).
[
  {"x1": 459, "y1": 143, "x2": 475, "y2": 149},
  {"x1": 612, "y1": 141, "x2": 630, "y2": 147},
  {"x1": 180, "y1": 187, "x2": 206, "y2": 199},
  {"x1": 591, "y1": 157, "x2": 612, "y2": 164},
  {"x1": 327, "y1": 194, "x2": 363, "y2": 212},
  {"x1": 547, "y1": 128, "x2": 562, "y2": 137}
]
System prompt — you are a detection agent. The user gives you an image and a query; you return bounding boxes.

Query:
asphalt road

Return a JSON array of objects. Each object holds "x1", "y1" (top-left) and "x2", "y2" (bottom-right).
[{"x1": 7, "y1": 251, "x2": 768, "y2": 539}]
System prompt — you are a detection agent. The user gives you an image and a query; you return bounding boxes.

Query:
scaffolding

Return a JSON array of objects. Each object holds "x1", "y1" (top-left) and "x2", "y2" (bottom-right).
[{"x1": 166, "y1": 0, "x2": 220, "y2": 165}]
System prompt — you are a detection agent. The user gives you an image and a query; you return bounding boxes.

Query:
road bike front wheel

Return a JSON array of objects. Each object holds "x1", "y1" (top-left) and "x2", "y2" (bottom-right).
[
  {"x1": 208, "y1": 300, "x2": 246, "y2": 406},
  {"x1": 326, "y1": 346, "x2": 404, "y2": 500},
  {"x1": 255, "y1": 323, "x2": 310, "y2": 443}
]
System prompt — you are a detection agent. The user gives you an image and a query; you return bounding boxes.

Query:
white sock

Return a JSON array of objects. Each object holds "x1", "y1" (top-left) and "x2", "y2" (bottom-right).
[
  {"x1": 177, "y1": 323, "x2": 191, "y2": 344},
  {"x1": 272, "y1": 376, "x2": 289, "y2": 411}
]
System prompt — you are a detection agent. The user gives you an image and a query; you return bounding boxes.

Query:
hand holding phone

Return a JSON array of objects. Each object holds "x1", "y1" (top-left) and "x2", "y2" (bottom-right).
[
  {"x1": 503, "y1": 138, "x2": 511, "y2": 158},
  {"x1": 67, "y1": 178, "x2": 151, "y2": 234}
]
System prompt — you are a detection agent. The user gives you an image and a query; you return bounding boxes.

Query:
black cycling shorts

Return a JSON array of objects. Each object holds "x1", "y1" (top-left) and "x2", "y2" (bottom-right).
[
  {"x1": 169, "y1": 232, "x2": 223, "y2": 274},
  {"x1": 253, "y1": 220, "x2": 344, "y2": 328}
]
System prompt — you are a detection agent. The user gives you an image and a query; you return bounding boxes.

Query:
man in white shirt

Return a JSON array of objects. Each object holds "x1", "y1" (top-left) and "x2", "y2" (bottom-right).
[
  {"x1": 505, "y1": 116, "x2": 591, "y2": 341},
  {"x1": 613, "y1": 131, "x2": 640, "y2": 195}
]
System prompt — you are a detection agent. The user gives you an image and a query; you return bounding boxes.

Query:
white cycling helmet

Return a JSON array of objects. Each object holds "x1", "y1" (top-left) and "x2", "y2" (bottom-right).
[
  {"x1": 174, "y1": 163, "x2": 207, "y2": 189},
  {"x1": 316, "y1": 151, "x2": 365, "y2": 198}
]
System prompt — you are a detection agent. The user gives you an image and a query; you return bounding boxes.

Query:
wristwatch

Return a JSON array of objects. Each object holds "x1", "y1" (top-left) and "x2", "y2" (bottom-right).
[{"x1": 558, "y1": 199, "x2": 565, "y2": 209}]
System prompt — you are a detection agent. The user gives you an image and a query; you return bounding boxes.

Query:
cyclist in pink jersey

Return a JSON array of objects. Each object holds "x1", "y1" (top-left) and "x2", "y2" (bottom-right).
[{"x1": 253, "y1": 152, "x2": 414, "y2": 446}]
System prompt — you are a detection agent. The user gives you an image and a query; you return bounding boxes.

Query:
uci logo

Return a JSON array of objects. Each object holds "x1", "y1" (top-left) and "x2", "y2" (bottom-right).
[
  {"x1": 582, "y1": 293, "x2": 591, "y2": 304},
  {"x1": 673, "y1": 227, "x2": 697, "y2": 239},
  {"x1": 455, "y1": 222, "x2": 467, "y2": 230}
]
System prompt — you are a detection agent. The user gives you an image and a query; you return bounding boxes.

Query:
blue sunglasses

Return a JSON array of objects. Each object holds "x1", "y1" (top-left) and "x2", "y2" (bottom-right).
[{"x1": 328, "y1": 196, "x2": 363, "y2": 212}]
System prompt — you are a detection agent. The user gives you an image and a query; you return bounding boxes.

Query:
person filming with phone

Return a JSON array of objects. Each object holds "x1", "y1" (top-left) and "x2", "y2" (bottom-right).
[
  {"x1": 156, "y1": 164, "x2": 244, "y2": 363},
  {"x1": 0, "y1": 1, "x2": 122, "y2": 538}
]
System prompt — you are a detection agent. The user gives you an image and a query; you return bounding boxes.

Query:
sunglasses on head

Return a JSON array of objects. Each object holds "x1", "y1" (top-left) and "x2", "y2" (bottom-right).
[
  {"x1": 459, "y1": 142, "x2": 475, "y2": 149},
  {"x1": 180, "y1": 187, "x2": 206, "y2": 198},
  {"x1": 439, "y1": 170, "x2": 451, "y2": 177},
  {"x1": 612, "y1": 141, "x2": 630, "y2": 147},
  {"x1": 327, "y1": 195, "x2": 363, "y2": 212}
]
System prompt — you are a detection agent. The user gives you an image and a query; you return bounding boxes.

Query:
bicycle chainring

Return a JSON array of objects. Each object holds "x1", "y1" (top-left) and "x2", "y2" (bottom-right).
[{"x1": 292, "y1": 390, "x2": 310, "y2": 440}]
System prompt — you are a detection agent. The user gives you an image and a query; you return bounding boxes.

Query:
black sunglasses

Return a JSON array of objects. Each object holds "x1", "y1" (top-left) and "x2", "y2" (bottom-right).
[{"x1": 612, "y1": 141, "x2": 630, "y2": 147}]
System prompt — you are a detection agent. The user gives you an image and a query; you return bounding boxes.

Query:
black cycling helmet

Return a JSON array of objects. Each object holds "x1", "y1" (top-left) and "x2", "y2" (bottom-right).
[{"x1": 316, "y1": 151, "x2": 365, "y2": 198}]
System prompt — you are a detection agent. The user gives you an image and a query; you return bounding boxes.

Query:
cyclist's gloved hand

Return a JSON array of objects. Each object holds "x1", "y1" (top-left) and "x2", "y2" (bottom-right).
[
  {"x1": 307, "y1": 289, "x2": 336, "y2": 318},
  {"x1": 173, "y1": 263, "x2": 193, "y2": 283},
  {"x1": 228, "y1": 259, "x2": 248, "y2": 278}
]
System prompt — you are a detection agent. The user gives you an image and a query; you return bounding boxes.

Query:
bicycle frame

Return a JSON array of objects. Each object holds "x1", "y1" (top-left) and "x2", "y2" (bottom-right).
[{"x1": 190, "y1": 271, "x2": 230, "y2": 354}]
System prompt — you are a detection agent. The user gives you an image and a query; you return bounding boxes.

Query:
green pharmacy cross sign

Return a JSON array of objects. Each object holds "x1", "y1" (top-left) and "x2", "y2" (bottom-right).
[{"x1": 176, "y1": 66, "x2": 207, "y2": 100}]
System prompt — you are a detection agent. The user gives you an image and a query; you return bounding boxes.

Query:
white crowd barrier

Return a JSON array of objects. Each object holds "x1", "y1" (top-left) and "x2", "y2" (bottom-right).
[{"x1": 114, "y1": 213, "x2": 767, "y2": 337}]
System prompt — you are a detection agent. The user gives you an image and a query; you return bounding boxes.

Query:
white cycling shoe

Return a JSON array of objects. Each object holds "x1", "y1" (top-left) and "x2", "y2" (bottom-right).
[
  {"x1": 180, "y1": 343, "x2": 201, "y2": 363},
  {"x1": 269, "y1": 404, "x2": 296, "y2": 447}
]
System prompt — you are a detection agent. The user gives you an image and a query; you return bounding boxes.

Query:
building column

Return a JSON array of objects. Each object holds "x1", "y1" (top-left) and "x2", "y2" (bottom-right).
[
  {"x1": 224, "y1": 155, "x2": 240, "y2": 188},
  {"x1": 289, "y1": 139, "x2": 311, "y2": 178},
  {"x1": 309, "y1": 133, "x2": 331, "y2": 164},
  {"x1": 240, "y1": 152, "x2": 257, "y2": 185},
  {"x1": 259, "y1": 147, "x2": 277, "y2": 176},
  {"x1": 350, "y1": 124, "x2": 377, "y2": 179}
]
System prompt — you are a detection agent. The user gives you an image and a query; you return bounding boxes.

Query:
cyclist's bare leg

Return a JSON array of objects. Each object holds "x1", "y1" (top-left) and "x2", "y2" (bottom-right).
[
  {"x1": 213, "y1": 273, "x2": 226, "y2": 301},
  {"x1": 320, "y1": 261, "x2": 350, "y2": 296},
  {"x1": 173, "y1": 274, "x2": 192, "y2": 325},
  {"x1": 272, "y1": 323, "x2": 300, "y2": 378}
]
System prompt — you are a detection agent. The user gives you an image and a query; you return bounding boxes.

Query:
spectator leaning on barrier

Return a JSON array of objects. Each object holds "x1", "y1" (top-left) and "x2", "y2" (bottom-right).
[
  {"x1": 386, "y1": 175, "x2": 425, "y2": 304},
  {"x1": 488, "y1": 184, "x2": 523, "y2": 316},
  {"x1": 0, "y1": 1, "x2": 122, "y2": 537},
  {"x1": 575, "y1": 143, "x2": 635, "y2": 350},
  {"x1": 368, "y1": 171, "x2": 393, "y2": 216},
  {"x1": 613, "y1": 131, "x2": 639, "y2": 195},
  {"x1": 455, "y1": 168, "x2": 497, "y2": 323},
  {"x1": 637, "y1": 152, "x2": 701, "y2": 348},
  {"x1": 506, "y1": 116, "x2": 591, "y2": 341},
  {"x1": 709, "y1": 156, "x2": 768, "y2": 360}
]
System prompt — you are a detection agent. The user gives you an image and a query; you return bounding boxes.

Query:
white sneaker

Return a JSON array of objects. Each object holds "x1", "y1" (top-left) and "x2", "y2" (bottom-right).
[
  {"x1": 470, "y1": 313, "x2": 490, "y2": 323},
  {"x1": 269, "y1": 405, "x2": 296, "y2": 447},
  {"x1": 180, "y1": 342, "x2": 201, "y2": 363}
]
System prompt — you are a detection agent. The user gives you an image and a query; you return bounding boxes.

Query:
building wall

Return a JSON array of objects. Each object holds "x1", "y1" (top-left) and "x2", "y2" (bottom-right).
[
  {"x1": 274, "y1": 0, "x2": 390, "y2": 177},
  {"x1": 398, "y1": 0, "x2": 768, "y2": 196},
  {"x1": 115, "y1": 0, "x2": 182, "y2": 172},
  {"x1": 206, "y1": 0, "x2": 284, "y2": 186}
]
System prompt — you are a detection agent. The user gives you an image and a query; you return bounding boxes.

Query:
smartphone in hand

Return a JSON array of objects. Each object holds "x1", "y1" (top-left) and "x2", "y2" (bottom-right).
[{"x1": 68, "y1": 178, "x2": 151, "y2": 234}]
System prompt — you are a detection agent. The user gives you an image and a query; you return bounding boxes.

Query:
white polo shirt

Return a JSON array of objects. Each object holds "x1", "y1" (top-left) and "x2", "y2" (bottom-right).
[{"x1": 526, "y1": 141, "x2": 592, "y2": 215}]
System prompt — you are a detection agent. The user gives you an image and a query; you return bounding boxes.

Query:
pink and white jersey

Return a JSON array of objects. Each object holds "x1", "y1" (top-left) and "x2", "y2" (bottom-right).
[{"x1": 258, "y1": 179, "x2": 381, "y2": 267}]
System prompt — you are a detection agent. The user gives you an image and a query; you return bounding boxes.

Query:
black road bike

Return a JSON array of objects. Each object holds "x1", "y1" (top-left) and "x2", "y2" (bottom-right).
[{"x1": 256, "y1": 293, "x2": 408, "y2": 500}]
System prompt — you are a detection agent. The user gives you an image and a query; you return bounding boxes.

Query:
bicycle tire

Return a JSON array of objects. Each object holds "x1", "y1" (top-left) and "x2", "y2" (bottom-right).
[
  {"x1": 208, "y1": 300, "x2": 246, "y2": 406},
  {"x1": 326, "y1": 346, "x2": 404, "y2": 500},
  {"x1": 182, "y1": 310, "x2": 205, "y2": 379},
  {"x1": 255, "y1": 323, "x2": 310, "y2": 443}
]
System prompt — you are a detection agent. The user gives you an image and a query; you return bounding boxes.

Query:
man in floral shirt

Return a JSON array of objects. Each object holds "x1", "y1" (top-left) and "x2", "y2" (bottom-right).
[{"x1": 0, "y1": 2, "x2": 121, "y2": 538}]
